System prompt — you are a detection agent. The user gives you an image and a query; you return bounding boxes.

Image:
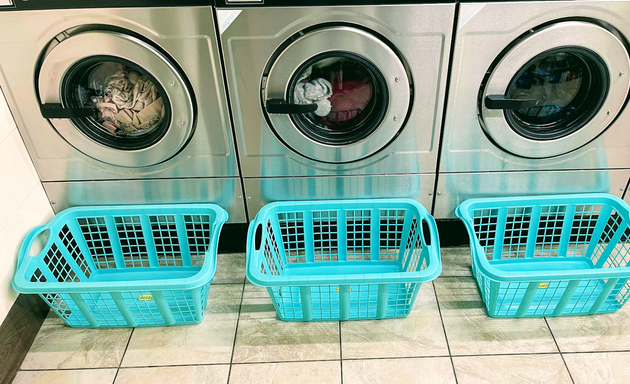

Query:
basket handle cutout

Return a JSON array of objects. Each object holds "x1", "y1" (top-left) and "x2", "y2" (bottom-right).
[
  {"x1": 421, "y1": 219, "x2": 432, "y2": 246},
  {"x1": 18, "y1": 226, "x2": 50, "y2": 268},
  {"x1": 254, "y1": 224, "x2": 263, "y2": 251}
]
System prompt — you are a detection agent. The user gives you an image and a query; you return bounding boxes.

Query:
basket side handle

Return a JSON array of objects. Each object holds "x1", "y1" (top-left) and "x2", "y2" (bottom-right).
[
  {"x1": 422, "y1": 214, "x2": 440, "y2": 250},
  {"x1": 17, "y1": 225, "x2": 48, "y2": 269},
  {"x1": 253, "y1": 224, "x2": 263, "y2": 251}
]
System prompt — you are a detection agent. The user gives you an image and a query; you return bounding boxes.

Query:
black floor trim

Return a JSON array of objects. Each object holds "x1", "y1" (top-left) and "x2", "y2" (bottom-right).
[{"x1": 0, "y1": 294, "x2": 49, "y2": 384}]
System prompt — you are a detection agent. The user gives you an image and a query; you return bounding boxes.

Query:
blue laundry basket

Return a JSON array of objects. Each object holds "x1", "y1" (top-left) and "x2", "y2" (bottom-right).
[
  {"x1": 13, "y1": 204, "x2": 228, "y2": 328},
  {"x1": 246, "y1": 199, "x2": 442, "y2": 321},
  {"x1": 456, "y1": 194, "x2": 630, "y2": 318}
]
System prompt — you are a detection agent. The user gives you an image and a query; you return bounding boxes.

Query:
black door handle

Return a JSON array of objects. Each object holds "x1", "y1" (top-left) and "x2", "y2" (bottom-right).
[
  {"x1": 265, "y1": 99, "x2": 318, "y2": 114},
  {"x1": 40, "y1": 104, "x2": 95, "y2": 119},
  {"x1": 484, "y1": 95, "x2": 539, "y2": 110}
]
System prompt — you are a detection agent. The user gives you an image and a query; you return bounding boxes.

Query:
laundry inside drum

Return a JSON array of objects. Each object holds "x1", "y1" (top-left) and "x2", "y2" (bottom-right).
[
  {"x1": 505, "y1": 48, "x2": 608, "y2": 140},
  {"x1": 290, "y1": 54, "x2": 388, "y2": 145},
  {"x1": 63, "y1": 58, "x2": 171, "y2": 150}
]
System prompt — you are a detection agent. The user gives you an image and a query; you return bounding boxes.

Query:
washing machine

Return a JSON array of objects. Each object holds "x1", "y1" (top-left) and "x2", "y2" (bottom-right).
[
  {"x1": 0, "y1": 1, "x2": 246, "y2": 222},
  {"x1": 217, "y1": 0, "x2": 456, "y2": 216},
  {"x1": 434, "y1": 0, "x2": 630, "y2": 218}
]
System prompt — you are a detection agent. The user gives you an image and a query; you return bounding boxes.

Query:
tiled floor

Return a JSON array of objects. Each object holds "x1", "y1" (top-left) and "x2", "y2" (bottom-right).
[{"x1": 13, "y1": 250, "x2": 630, "y2": 384}]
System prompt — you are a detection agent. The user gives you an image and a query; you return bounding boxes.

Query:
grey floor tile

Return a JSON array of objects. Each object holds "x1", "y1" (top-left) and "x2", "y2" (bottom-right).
[
  {"x1": 452, "y1": 354, "x2": 572, "y2": 384},
  {"x1": 13, "y1": 369, "x2": 117, "y2": 384},
  {"x1": 434, "y1": 277, "x2": 558, "y2": 355},
  {"x1": 229, "y1": 361, "x2": 341, "y2": 384},
  {"x1": 214, "y1": 253, "x2": 246, "y2": 284},
  {"x1": 232, "y1": 285, "x2": 340, "y2": 363},
  {"x1": 440, "y1": 247, "x2": 473, "y2": 277},
  {"x1": 41, "y1": 310, "x2": 67, "y2": 327},
  {"x1": 342, "y1": 357, "x2": 456, "y2": 384},
  {"x1": 115, "y1": 365, "x2": 230, "y2": 384},
  {"x1": 564, "y1": 352, "x2": 630, "y2": 384},
  {"x1": 121, "y1": 284, "x2": 242, "y2": 367},
  {"x1": 20, "y1": 325, "x2": 132, "y2": 369},
  {"x1": 341, "y1": 283, "x2": 449, "y2": 359},
  {"x1": 547, "y1": 304, "x2": 630, "y2": 352}
]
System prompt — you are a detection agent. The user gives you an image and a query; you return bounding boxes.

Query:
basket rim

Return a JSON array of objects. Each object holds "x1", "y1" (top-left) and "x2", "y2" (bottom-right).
[
  {"x1": 245, "y1": 198, "x2": 442, "y2": 287},
  {"x1": 455, "y1": 193, "x2": 630, "y2": 282},
  {"x1": 12, "y1": 203, "x2": 228, "y2": 293}
]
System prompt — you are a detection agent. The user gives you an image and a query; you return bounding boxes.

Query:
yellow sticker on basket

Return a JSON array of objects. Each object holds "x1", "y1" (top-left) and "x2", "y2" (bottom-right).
[
  {"x1": 539, "y1": 283, "x2": 549, "y2": 289},
  {"x1": 137, "y1": 294, "x2": 153, "y2": 301},
  {"x1": 335, "y1": 287, "x2": 352, "y2": 292}
]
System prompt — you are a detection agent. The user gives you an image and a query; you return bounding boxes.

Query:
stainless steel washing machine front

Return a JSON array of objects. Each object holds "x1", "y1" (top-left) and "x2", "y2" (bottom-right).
[
  {"x1": 219, "y1": 3, "x2": 455, "y2": 177},
  {"x1": 243, "y1": 174, "x2": 435, "y2": 219},
  {"x1": 440, "y1": 1, "x2": 630, "y2": 173},
  {"x1": 43, "y1": 177, "x2": 247, "y2": 223},
  {"x1": 0, "y1": 5, "x2": 238, "y2": 181},
  {"x1": 433, "y1": 169, "x2": 630, "y2": 218}
]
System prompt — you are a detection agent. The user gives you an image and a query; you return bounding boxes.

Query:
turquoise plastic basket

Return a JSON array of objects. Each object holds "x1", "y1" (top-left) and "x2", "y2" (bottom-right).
[
  {"x1": 456, "y1": 194, "x2": 630, "y2": 318},
  {"x1": 246, "y1": 199, "x2": 441, "y2": 321},
  {"x1": 13, "y1": 204, "x2": 228, "y2": 328}
]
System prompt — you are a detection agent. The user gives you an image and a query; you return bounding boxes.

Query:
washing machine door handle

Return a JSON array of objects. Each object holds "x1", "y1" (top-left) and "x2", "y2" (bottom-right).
[
  {"x1": 40, "y1": 103, "x2": 95, "y2": 119},
  {"x1": 265, "y1": 99, "x2": 318, "y2": 114},
  {"x1": 484, "y1": 95, "x2": 539, "y2": 110}
]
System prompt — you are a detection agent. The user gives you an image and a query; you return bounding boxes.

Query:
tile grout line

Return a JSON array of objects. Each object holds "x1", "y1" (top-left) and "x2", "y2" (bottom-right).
[
  {"x1": 19, "y1": 367, "x2": 123, "y2": 372},
  {"x1": 21, "y1": 349, "x2": 617, "y2": 374},
  {"x1": 431, "y1": 281, "x2": 459, "y2": 384},
  {"x1": 111, "y1": 327, "x2": 134, "y2": 384},
  {"x1": 226, "y1": 282, "x2": 246, "y2": 383},
  {"x1": 562, "y1": 350, "x2": 630, "y2": 355},
  {"x1": 339, "y1": 321, "x2": 343, "y2": 384},
  {"x1": 544, "y1": 317, "x2": 575, "y2": 384}
]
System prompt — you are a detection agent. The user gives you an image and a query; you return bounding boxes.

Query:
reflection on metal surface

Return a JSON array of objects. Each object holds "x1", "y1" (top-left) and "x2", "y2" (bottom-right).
[
  {"x1": 441, "y1": 2, "x2": 630, "y2": 172},
  {"x1": 433, "y1": 169, "x2": 630, "y2": 218},
  {"x1": 243, "y1": 174, "x2": 435, "y2": 218},
  {"x1": 43, "y1": 178, "x2": 247, "y2": 223},
  {"x1": 221, "y1": 5, "x2": 454, "y2": 176},
  {"x1": 217, "y1": 10, "x2": 241, "y2": 35}
]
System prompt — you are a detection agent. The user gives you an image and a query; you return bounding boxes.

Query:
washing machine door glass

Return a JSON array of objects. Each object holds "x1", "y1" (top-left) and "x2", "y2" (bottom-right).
[
  {"x1": 504, "y1": 48, "x2": 608, "y2": 140},
  {"x1": 287, "y1": 53, "x2": 388, "y2": 146},
  {"x1": 263, "y1": 26, "x2": 411, "y2": 164},
  {"x1": 62, "y1": 58, "x2": 170, "y2": 150},
  {"x1": 38, "y1": 30, "x2": 195, "y2": 167},
  {"x1": 480, "y1": 21, "x2": 630, "y2": 158}
]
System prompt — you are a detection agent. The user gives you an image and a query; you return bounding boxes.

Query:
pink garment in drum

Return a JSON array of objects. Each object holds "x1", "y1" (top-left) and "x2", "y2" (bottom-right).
[{"x1": 325, "y1": 81, "x2": 373, "y2": 124}]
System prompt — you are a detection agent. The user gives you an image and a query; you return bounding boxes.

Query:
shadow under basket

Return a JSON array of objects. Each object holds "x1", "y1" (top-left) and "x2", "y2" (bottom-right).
[
  {"x1": 12, "y1": 204, "x2": 228, "y2": 328},
  {"x1": 456, "y1": 194, "x2": 630, "y2": 318},
  {"x1": 246, "y1": 199, "x2": 442, "y2": 321}
]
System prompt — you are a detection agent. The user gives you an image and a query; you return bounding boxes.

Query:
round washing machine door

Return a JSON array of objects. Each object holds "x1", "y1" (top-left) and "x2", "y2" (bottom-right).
[
  {"x1": 480, "y1": 21, "x2": 630, "y2": 159},
  {"x1": 262, "y1": 26, "x2": 411, "y2": 164},
  {"x1": 38, "y1": 30, "x2": 195, "y2": 167}
]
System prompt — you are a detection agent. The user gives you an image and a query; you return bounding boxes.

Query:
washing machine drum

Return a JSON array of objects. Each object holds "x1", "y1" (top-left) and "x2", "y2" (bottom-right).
[
  {"x1": 262, "y1": 26, "x2": 411, "y2": 164},
  {"x1": 38, "y1": 30, "x2": 194, "y2": 167},
  {"x1": 480, "y1": 21, "x2": 630, "y2": 159}
]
